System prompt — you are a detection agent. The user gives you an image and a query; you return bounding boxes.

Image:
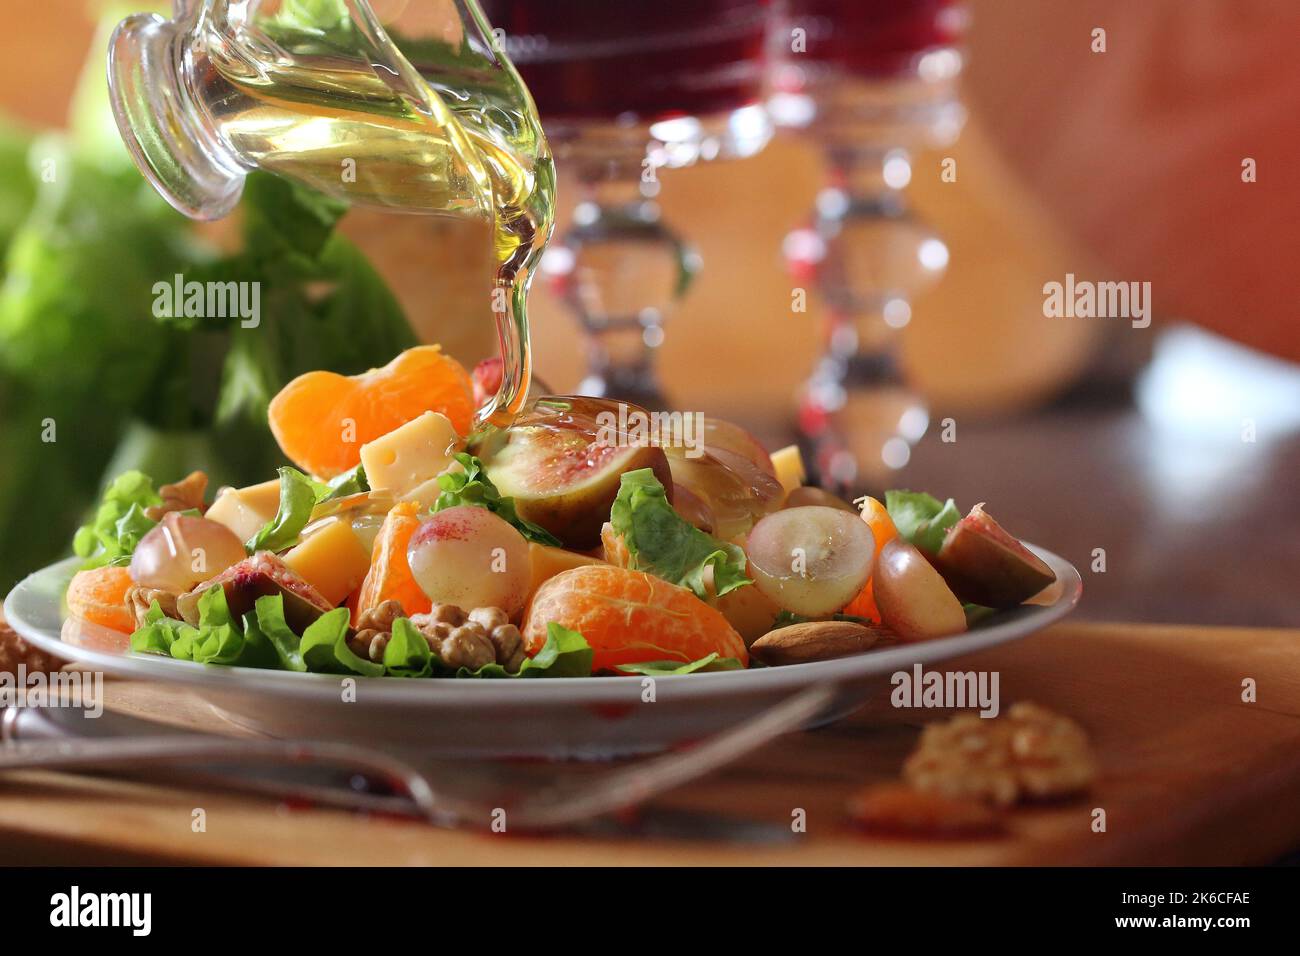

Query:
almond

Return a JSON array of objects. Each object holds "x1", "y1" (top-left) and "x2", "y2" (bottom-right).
[{"x1": 749, "y1": 620, "x2": 888, "y2": 665}]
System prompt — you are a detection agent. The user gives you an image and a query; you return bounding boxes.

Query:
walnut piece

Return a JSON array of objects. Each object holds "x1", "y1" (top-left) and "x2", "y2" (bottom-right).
[
  {"x1": 903, "y1": 702, "x2": 1096, "y2": 807},
  {"x1": 0, "y1": 619, "x2": 61, "y2": 676},
  {"x1": 437, "y1": 626, "x2": 496, "y2": 671},
  {"x1": 126, "y1": 585, "x2": 180, "y2": 629},
  {"x1": 349, "y1": 599, "x2": 406, "y2": 662},
  {"x1": 144, "y1": 470, "x2": 209, "y2": 522},
  {"x1": 409, "y1": 603, "x2": 525, "y2": 673}
]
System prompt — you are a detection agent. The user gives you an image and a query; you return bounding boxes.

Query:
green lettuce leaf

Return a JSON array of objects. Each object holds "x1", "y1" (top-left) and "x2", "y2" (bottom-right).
[
  {"x1": 130, "y1": 586, "x2": 280, "y2": 668},
  {"x1": 129, "y1": 600, "x2": 194, "y2": 656},
  {"x1": 459, "y1": 623, "x2": 593, "y2": 679},
  {"x1": 254, "y1": 594, "x2": 308, "y2": 672},
  {"x1": 609, "y1": 468, "x2": 750, "y2": 600},
  {"x1": 885, "y1": 490, "x2": 961, "y2": 554},
  {"x1": 246, "y1": 466, "x2": 326, "y2": 553},
  {"x1": 245, "y1": 463, "x2": 371, "y2": 554},
  {"x1": 433, "y1": 452, "x2": 561, "y2": 546},
  {"x1": 614, "y1": 653, "x2": 745, "y2": 676},
  {"x1": 300, "y1": 607, "x2": 385, "y2": 677},
  {"x1": 323, "y1": 463, "x2": 369, "y2": 500},
  {"x1": 72, "y1": 470, "x2": 162, "y2": 567},
  {"x1": 383, "y1": 617, "x2": 435, "y2": 678}
]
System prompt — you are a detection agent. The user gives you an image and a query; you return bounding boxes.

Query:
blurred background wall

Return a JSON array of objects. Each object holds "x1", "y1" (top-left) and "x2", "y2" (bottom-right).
[{"x1": 4, "y1": 1, "x2": 1294, "y2": 421}]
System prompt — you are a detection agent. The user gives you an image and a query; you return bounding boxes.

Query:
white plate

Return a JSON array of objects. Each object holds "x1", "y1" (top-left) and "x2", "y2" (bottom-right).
[{"x1": 5, "y1": 552, "x2": 1082, "y2": 757}]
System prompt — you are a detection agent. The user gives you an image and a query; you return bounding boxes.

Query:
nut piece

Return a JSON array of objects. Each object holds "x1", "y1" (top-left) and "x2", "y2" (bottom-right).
[
  {"x1": 1, "y1": 619, "x2": 61, "y2": 676},
  {"x1": 903, "y1": 702, "x2": 1096, "y2": 807},
  {"x1": 438, "y1": 625, "x2": 496, "y2": 671},
  {"x1": 750, "y1": 620, "x2": 887, "y2": 666},
  {"x1": 144, "y1": 470, "x2": 209, "y2": 522},
  {"x1": 847, "y1": 783, "x2": 1003, "y2": 837},
  {"x1": 349, "y1": 599, "x2": 406, "y2": 662},
  {"x1": 484, "y1": 622, "x2": 526, "y2": 673},
  {"x1": 126, "y1": 585, "x2": 180, "y2": 629},
  {"x1": 409, "y1": 604, "x2": 524, "y2": 673}
]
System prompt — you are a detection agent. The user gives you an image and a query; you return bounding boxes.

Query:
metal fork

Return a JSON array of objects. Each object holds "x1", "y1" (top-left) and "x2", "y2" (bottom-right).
[{"x1": 0, "y1": 684, "x2": 834, "y2": 831}]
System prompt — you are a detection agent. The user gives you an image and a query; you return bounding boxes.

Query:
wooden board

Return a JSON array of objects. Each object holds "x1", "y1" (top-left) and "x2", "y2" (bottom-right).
[{"x1": 1, "y1": 621, "x2": 1299, "y2": 865}]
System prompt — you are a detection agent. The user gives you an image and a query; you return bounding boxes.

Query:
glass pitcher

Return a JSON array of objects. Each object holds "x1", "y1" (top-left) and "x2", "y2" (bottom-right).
[{"x1": 106, "y1": 0, "x2": 555, "y2": 430}]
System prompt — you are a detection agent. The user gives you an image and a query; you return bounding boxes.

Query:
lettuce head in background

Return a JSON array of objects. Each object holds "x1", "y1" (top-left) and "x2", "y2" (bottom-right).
[{"x1": 0, "y1": 3, "x2": 417, "y2": 591}]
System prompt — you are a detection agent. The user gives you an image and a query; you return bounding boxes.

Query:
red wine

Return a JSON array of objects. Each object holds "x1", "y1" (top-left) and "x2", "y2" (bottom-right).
[
  {"x1": 481, "y1": 0, "x2": 771, "y2": 121},
  {"x1": 779, "y1": 0, "x2": 962, "y2": 80}
]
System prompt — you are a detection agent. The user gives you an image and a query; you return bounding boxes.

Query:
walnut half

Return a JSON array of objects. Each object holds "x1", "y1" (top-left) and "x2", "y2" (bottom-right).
[
  {"x1": 126, "y1": 586, "x2": 181, "y2": 630},
  {"x1": 0, "y1": 619, "x2": 61, "y2": 676},
  {"x1": 903, "y1": 702, "x2": 1097, "y2": 807},
  {"x1": 144, "y1": 470, "x2": 209, "y2": 522}
]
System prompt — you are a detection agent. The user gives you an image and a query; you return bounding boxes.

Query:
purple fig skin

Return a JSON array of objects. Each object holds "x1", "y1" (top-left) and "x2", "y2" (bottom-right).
[
  {"x1": 934, "y1": 505, "x2": 1057, "y2": 609},
  {"x1": 177, "y1": 552, "x2": 332, "y2": 630},
  {"x1": 485, "y1": 429, "x2": 673, "y2": 550}
]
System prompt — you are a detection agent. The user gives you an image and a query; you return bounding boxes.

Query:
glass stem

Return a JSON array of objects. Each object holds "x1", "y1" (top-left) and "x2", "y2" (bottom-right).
[
  {"x1": 795, "y1": 146, "x2": 944, "y2": 491},
  {"x1": 552, "y1": 171, "x2": 697, "y2": 410}
]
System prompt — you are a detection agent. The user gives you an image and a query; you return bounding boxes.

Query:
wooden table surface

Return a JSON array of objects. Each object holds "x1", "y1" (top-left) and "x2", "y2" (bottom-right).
[{"x1": 2, "y1": 620, "x2": 1299, "y2": 866}]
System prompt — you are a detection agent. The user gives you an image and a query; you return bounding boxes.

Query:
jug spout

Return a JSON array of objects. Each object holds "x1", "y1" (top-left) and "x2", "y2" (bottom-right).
[
  {"x1": 108, "y1": 10, "x2": 249, "y2": 220},
  {"x1": 107, "y1": 0, "x2": 556, "y2": 432}
]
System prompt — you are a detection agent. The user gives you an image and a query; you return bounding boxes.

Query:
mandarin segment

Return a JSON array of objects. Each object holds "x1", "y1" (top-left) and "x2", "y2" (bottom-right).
[
  {"x1": 354, "y1": 501, "x2": 431, "y2": 623},
  {"x1": 521, "y1": 565, "x2": 748, "y2": 673},
  {"x1": 66, "y1": 566, "x2": 136, "y2": 634},
  {"x1": 268, "y1": 345, "x2": 474, "y2": 478},
  {"x1": 843, "y1": 496, "x2": 899, "y2": 621}
]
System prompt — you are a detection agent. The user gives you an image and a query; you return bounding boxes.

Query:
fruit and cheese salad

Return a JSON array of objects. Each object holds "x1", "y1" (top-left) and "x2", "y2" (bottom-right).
[{"x1": 62, "y1": 346, "x2": 1058, "y2": 679}]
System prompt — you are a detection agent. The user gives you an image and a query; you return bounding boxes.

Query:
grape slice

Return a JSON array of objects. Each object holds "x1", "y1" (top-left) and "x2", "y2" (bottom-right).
[
  {"x1": 745, "y1": 506, "x2": 875, "y2": 615},
  {"x1": 129, "y1": 512, "x2": 247, "y2": 594},
  {"x1": 407, "y1": 505, "x2": 532, "y2": 616}
]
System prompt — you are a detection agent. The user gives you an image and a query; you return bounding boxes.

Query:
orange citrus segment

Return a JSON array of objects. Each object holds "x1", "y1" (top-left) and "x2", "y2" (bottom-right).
[
  {"x1": 66, "y1": 566, "x2": 136, "y2": 634},
  {"x1": 843, "y1": 496, "x2": 898, "y2": 622},
  {"x1": 522, "y1": 565, "x2": 748, "y2": 673},
  {"x1": 354, "y1": 501, "x2": 431, "y2": 623},
  {"x1": 268, "y1": 345, "x2": 474, "y2": 479}
]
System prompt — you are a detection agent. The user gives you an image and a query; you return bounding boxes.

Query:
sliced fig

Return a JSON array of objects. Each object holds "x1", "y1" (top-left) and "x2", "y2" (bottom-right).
[
  {"x1": 177, "y1": 551, "x2": 333, "y2": 630},
  {"x1": 665, "y1": 445, "x2": 784, "y2": 542},
  {"x1": 480, "y1": 396, "x2": 673, "y2": 549},
  {"x1": 701, "y1": 418, "x2": 777, "y2": 477},
  {"x1": 934, "y1": 504, "x2": 1057, "y2": 608}
]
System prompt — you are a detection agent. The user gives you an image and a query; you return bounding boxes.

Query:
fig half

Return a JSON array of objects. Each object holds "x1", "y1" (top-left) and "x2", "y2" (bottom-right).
[
  {"x1": 934, "y1": 504, "x2": 1056, "y2": 608},
  {"x1": 177, "y1": 551, "x2": 333, "y2": 630},
  {"x1": 480, "y1": 396, "x2": 673, "y2": 549}
]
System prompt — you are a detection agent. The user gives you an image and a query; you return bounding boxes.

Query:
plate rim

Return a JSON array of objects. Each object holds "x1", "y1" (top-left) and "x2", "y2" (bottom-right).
[{"x1": 5, "y1": 548, "x2": 1082, "y2": 705}]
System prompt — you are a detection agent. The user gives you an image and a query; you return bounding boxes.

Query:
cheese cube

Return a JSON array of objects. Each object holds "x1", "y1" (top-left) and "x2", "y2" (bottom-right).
[
  {"x1": 528, "y1": 543, "x2": 608, "y2": 594},
  {"x1": 206, "y1": 479, "x2": 281, "y2": 542},
  {"x1": 769, "y1": 445, "x2": 805, "y2": 495},
  {"x1": 359, "y1": 411, "x2": 458, "y2": 498},
  {"x1": 283, "y1": 517, "x2": 372, "y2": 606}
]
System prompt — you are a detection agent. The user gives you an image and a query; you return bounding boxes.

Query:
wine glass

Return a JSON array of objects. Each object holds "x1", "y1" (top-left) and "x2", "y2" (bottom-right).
[
  {"x1": 481, "y1": 0, "x2": 774, "y2": 410},
  {"x1": 770, "y1": 0, "x2": 967, "y2": 490}
]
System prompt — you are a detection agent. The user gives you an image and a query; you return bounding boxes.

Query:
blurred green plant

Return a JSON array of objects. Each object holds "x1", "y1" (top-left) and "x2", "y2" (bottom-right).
[{"x1": 0, "y1": 6, "x2": 416, "y2": 592}]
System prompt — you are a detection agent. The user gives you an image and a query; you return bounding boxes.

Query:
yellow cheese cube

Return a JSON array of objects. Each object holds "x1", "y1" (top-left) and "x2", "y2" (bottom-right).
[
  {"x1": 206, "y1": 479, "x2": 281, "y2": 542},
  {"x1": 359, "y1": 411, "x2": 458, "y2": 498},
  {"x1": 528, "y1": 543, "x2": 608, "y2": 594},
  {"x1": 769, "y1": 445, "x2": 806, "y2": 495},
  {"x1": 283, "y1": 517, "x2": 372, "y2": 606}
]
